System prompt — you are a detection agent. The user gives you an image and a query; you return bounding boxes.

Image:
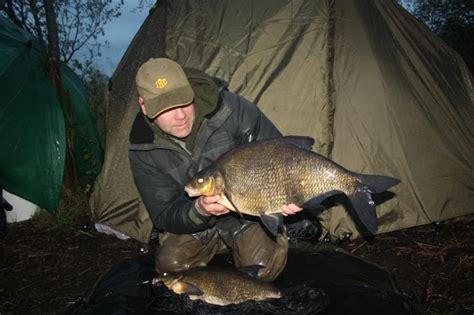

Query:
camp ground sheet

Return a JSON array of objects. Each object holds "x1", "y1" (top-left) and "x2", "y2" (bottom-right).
[{"x1": 73, "y1": 242, "x2": 413, "y2": 314}]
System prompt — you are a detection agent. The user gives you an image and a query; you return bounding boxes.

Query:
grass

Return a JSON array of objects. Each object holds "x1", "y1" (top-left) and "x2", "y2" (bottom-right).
[{"x1": 31, "y1": 184, "x2": 91, "y2": 233}]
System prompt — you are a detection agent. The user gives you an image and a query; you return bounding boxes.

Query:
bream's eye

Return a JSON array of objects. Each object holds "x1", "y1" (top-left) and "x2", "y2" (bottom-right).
[{"x1": 197, "y1": 178, "x2": 204, "y2": 184}]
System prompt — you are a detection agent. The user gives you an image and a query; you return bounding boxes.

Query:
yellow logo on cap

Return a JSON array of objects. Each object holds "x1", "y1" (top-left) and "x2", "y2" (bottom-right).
[{"x1": 155, "y1": 78, "x2": 168, "y2": 89}]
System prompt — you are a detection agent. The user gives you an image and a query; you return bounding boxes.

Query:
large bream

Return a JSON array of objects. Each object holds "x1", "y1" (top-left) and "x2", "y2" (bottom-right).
[{"x1": 185, "y1": 136, "x2": 400, "y2": 236}]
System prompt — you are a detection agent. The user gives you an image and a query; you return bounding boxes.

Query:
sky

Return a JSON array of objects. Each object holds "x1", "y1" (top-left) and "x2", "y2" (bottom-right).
[{"x1": 79, "y1": 2, "x2": 150, "y2": 76}]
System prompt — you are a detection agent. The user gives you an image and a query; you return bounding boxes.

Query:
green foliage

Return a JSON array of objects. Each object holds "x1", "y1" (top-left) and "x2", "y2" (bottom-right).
[
  {"x1": 81, "y1": 63, "x2": 109, "y2": 146},
  {"x1": 400, "y1": 0, "x2": 474, "y2": 73},
  {"x1": 32, "y1": 184, "x2": 91, "y2": 233}
]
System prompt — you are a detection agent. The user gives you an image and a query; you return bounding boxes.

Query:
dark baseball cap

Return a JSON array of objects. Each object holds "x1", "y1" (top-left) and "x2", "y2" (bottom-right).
[{"x1": 136, "y1": 58, "x2": 194, "y2": 118}]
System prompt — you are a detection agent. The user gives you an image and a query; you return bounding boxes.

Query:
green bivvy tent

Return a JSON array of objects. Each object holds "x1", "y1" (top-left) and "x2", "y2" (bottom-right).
[
  {"x1": 0, "y1": 16, "x2": 102, "y2": 211},
  {"x1": 90, "y1": 0, "x2": 473, "y2": 243}
]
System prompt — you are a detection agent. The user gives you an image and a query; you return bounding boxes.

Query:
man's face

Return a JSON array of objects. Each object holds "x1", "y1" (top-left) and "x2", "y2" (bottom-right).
[{"x1": 154, "y1": 103, "x2": 195, "y2": 138}]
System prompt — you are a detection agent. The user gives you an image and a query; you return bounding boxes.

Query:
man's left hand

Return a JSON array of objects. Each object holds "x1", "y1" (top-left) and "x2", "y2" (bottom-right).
[{"x1": 281, "y1": 204, "x2": 303, "y2": 216}]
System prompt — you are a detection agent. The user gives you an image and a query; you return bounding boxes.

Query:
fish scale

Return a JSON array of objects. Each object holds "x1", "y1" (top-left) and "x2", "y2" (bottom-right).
[
  {"x1": 185, "y1": 136, "x2": 400, "y2": 236},
  {"x1": 219, "y1": 141, "x2": 351, "y2": 215},
  {"x1": 154, "y1": 266, "x2": 282, "y2": 306}
]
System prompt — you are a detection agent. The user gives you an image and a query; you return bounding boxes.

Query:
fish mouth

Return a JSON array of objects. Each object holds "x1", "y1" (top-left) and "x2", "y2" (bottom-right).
[
  {"x1": 151, "y1": 277, "x2": 161, "y2": 286},
  {"x1": 184, "y1": 185, "x2": 200, "y2": 197}
]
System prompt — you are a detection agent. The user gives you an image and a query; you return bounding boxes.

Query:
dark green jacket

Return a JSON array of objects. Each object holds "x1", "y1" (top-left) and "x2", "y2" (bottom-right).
[{"x1": 129, "y1": 69, "x2": 281, "y2": 235}]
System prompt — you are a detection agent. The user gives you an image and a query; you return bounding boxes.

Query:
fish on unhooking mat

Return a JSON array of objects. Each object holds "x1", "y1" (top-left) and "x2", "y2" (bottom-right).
[
  {"x1": 152, "y1": 265, "x2": 282, "y2": 306},
  {"x1": 185, "y1": 136, "x2": 400, "y2": 236}
]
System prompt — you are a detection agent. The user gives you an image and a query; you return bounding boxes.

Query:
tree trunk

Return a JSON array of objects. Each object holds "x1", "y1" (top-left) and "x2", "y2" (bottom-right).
[{"x1": 43, "y1": 0, "x2": 78, "y2": 194}]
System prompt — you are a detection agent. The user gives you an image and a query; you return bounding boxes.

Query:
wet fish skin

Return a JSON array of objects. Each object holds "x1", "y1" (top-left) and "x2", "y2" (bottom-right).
[
  {"x1": 152, "y1": 266, "x2": 282, "y2": 306},
  {"x1": 185, "y1": 136, "x2": 400, "y2": 236}
]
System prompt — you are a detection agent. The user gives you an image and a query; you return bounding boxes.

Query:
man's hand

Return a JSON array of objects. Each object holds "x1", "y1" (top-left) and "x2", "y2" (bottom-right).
[
  {"x1": 281, "y1": 204, "x2": 303, "y2": 216},
  {"x1": 195, "y1": 195, "x2": 230, "y2": 216}
]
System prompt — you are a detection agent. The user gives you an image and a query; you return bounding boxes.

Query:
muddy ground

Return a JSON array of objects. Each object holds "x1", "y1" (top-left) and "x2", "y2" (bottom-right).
[{"x1": 1, "y1": 214, "x2": 473, "y2": 314}]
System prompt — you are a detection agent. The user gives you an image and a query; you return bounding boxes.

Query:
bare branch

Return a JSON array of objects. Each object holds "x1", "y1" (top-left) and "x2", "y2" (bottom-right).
[
  {"x1": 3, "y1": 0, "x2": 124, "y2": 77},
  {"x1": 27, "y1": 0, "x2": 46, "y2": 50},
  {"x1": 2, "y1": 0, "x2": 24, "y2": 29}
]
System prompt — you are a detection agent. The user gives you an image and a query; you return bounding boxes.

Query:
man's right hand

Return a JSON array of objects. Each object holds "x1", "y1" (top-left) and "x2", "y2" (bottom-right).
[{"x1": 195, "y1": 195, "x2": 230, "y2": 217}]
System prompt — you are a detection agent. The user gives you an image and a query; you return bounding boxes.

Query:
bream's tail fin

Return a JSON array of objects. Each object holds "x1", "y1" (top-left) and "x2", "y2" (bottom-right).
[
  {"x1": 357, "y1": 174, "x2": 400, "y2": 193},
  {"x1": 348, "y1": 174, "x2": 400, "y2": 235},
  {"x1": 347, "y1": 187, "x2": 378, "y2": 235}
]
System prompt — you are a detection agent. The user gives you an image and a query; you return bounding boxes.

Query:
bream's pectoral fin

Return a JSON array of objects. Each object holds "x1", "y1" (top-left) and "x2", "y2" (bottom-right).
[
  {"x1": 222, "y1": 192, "x2": 243, "y2": 217},
  {"x1": 177, "y1": 281, "x2": 204, "y2": 296},
  {"x1": 218, "y1": 192, "x2": 236, "y2": 211}
]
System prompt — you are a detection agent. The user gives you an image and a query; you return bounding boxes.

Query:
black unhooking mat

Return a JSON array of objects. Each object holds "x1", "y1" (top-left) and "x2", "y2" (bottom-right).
[{"x1": 72, "y1": 243, "x2": 414, "y2": 315}]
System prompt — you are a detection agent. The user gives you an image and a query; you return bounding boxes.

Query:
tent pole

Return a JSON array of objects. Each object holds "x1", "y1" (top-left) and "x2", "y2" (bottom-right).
[{"x1": 325, "y1": 0, "x2": 336, "y2": 160}]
